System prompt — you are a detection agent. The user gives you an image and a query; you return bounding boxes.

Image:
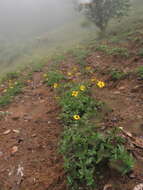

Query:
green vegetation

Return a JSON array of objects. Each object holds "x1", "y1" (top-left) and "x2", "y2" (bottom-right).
[
  {"x1": 44, "y1": 71, "x2": 66, "y2": 86},
  {"x1": 58, "y1": 82, "x2": 134, "y2": 189},
  {"x1": 80, "y1": 0, "x2": 130, "y2": 34},
  {"x1": 59, "y1": 84, "x2": 99, "y2": 125},
  {"x1": 0, "y1": 111, "x2": 10, "y2": 120},
  {"x1": 137, "y1": 66, "x2": 143, "y2": 79},
  {"x1": 0, "y1": 81, "x2": 23, "y2": 107},
  {"x1": 60, "y1": 126, "x2": 134, "y2": 189},
  {"x1": 110, "y1": 69, "x2": 127, "y2": 81},
  {"x1": 96, "y1": 45, "x2": 129, "y2": 57}
]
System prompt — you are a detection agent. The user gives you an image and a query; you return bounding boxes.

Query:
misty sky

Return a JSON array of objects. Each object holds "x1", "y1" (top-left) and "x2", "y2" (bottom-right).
[{"x1": 0, "y1": 0, "x2": 76, "y2": 41}]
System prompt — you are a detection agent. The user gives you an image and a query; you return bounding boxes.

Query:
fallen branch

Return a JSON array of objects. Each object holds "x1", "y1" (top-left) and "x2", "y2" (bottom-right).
[{"x1": 120, "y1": 127, "x2": 143, "y2": 149}]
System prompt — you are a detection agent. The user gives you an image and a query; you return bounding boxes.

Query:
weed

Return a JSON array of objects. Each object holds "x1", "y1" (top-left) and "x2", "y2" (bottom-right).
[
  {"x1": 109, "y1": 47, "x2": 129, "y2": 57},
  {"x1": 59, "y1": 83, "x2": 102, "y2": 125},
  {"x1": 110, "y1": 69, "x2": 127, "y2": 81},
  {"x1": 0, "y1": 81, "x2": 23, "y2": 107},
  {"x1": 44, "y1": 71, "x2": 66, "y2": 86},
  {"x1": 60, "y1": 126, "x2": 134, "y2": 189},
  {"x1": 3, "y1": 71, "x2": 20, "y2": 81},
  {"x1": 58, "y1": 81, "x2": 134, "y2": 189},
  {"x1": 96, "y1": 45, "x2": 129, "y2": 57},
  {"x1": 137, "y1": 66, "x2": 143, "y2": 79}
]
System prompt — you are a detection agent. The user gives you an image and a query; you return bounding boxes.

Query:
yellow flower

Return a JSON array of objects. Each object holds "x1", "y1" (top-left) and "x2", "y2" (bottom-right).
[
  {"x1": 80, "y1": 85, "x2": 86, "y2": 91},
  {"x1": 73, "y1": 115, "x2": 80, "y2": 120},
  {"x1": 72, "y1": 91, "x2": 79, "y2": 97},
  {"x1": 53, "y1": 83, "x2": 58, "y2": 88},
  {"x1": 97, "y1": 81, "x2": 105, "y2": 88},
  {"x1": 10, "y1": 86, "x2": 14, "y2": 89},
  {"x1": 67, "y1": 72, "x2": 72, "y2": 76},
  {"x1": 14, "y1": 82, "x2": 18, "y2": 85},
  {"x1": 43, "y1": 73, "x2": 48, "y2": 78}
]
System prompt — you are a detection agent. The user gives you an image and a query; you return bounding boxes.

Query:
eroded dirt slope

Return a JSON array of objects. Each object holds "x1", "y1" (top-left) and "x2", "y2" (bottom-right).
[{"x1": 0, "y1": 72, "x2": 66, "y2": 190}]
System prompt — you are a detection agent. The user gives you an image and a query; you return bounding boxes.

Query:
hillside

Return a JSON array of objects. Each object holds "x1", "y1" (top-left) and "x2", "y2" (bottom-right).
[{"x1": 0, "y1": 1, "x2": 143, "y2": 190}]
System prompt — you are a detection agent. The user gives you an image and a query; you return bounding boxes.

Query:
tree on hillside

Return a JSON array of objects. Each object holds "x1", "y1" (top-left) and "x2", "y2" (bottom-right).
[{"x1": 79, "y1": 0, "x2": 130, "y2": 34}]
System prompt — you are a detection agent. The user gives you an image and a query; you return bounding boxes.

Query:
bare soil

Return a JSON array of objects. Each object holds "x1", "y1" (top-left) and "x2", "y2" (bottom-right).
[{"x1": 0, "y1": 72, "x2": 66, "y2": 190}]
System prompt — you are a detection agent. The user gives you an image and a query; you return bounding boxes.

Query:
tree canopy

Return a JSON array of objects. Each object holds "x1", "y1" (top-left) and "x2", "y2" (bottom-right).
[{"x1": 80, "y1": 0, "x2": 130, "y2": 33}]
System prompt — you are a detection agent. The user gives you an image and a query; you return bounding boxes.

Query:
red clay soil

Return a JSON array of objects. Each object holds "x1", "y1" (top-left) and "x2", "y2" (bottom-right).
[{"x1": 0, "y1": 72, "x2": 66, "y2": 190}]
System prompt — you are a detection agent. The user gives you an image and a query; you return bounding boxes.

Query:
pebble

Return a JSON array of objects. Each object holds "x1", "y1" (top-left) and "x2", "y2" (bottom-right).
[
  {"x1": 11, "y1": 146, "x2": 18, "y2": 154},
  {"x1": 129, "y1": 173, "x2": 136, "y2": 179},
  {"x1": 3, "y1": 129, "x2": 11, "y2": 135},
  {"x1": 0, "y1": 151, "x2": 3, "y2": 157},
  {"x1": 133, "y1": 184, "x2": 143, "y2": 190},
  {"x1": 13, "y1": 129, "x2": 20, "y2": 134}
]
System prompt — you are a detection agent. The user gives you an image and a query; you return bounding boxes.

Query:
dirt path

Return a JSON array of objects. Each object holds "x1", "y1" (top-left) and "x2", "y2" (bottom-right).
[{"x1": 0, "y1": 72, "x2": 66, "y2": 190}]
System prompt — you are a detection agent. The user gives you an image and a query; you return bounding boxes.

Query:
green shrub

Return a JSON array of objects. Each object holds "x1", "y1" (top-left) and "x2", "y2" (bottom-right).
[
  {"x1": 0, "y1": 81, "x2": 23, "y2": 107},
  {"x1": 44, "y1": 71, "x2": 66, "y2": 86},
  {"x1": 96, "y1": 45, "x2": 129, "y2": 57},
  {"x1": 59, "y1": 83, "x2": 134, "y2": 189},
  {"x1": 59, "y1": 84, "x2": 100, "y2": 125},
  {"x1": 4, "y1": 71, "x2": 20, "y2": 80},
  {"x1": 60, "y1": 126, "x2": 134, "y2": 189},
  {"x1": 110, "y1": 69, "x2": 127, "y2": 81},
  {"x1": 137, "y1": 66, "x2": 143, "y2": 79}
]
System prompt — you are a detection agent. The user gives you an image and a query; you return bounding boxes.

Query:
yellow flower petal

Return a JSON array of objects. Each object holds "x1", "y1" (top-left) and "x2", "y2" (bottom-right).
[
  {"x1": 73, "y1": 115, "x2": 80, "y2": 120},
  {"x1": 53, "y1": 83, "x2": 58, "y2": 88},
  {"x1": 80, "y1": 85, "x2": 86, "y2": 91},
  {"x1": 72, "y1": 91, "x2": 79, "y2": 97},
  {"x1": 97, "y1": 81, "x2": 105, "y2": 88}
]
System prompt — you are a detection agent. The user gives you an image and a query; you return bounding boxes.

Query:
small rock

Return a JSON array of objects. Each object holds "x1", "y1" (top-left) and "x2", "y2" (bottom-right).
[
  {"x1": 3, "y1": 129, "x2": 11, "y2": 135},
  {"x1": 32, "y1": 134, "x2": 36, "y2": 137},
  {"x1": 133, "y1": 184, "x2": 143, "y2": 190},
  {"x1": 118, "y1": 86, "x2": 126, "y2": 90},
  {"x1": 13, "y1": 129, "x2": 20, "y2": 134},
  {"x1": 11, "y1": 146, "x2": 18, "y2": 154},
  {"x1": 0, "y1": 151, "x2": 3, "y2": 157},
  {"x1": 113, "y1": 91, "x2": 120, "y2": 95},
  {"x1": 129, "y1": 173, "x2": 136, "y2": 179},
  {"x1": 103, "y1": 184, "x2": 112, "y2": 190},
  {"x1": 111, "y1": 117, "x2": 118, "y2": 122},
  {"x1": 138, "y1": 115, "x2": 142, "y2": 119}
]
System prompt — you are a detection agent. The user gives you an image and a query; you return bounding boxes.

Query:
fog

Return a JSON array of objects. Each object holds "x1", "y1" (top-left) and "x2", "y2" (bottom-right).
[{"x1": 0, "y1": 0, "x2": 77, "y2": 42}]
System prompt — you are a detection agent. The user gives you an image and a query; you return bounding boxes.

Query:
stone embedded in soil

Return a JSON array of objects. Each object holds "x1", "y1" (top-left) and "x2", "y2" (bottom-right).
[
  {"x1": 13, "y1": 129, "x2": 20, "y2": 134},
  {"x1": 11, "y1": 146, "x2": 18, "y2": 154},
  {"x1": 133, "y1": 184, "x2": 143, "y2": 190},
  {"x1": 3, "y1": 129, "x2": 11, "y2": 135},
  {"x1": 0, "y1": 151, "x2": 3, "y2": 157},
  {"x1": 129, "y1": 173, "x2": 136, "y2": 179}
]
